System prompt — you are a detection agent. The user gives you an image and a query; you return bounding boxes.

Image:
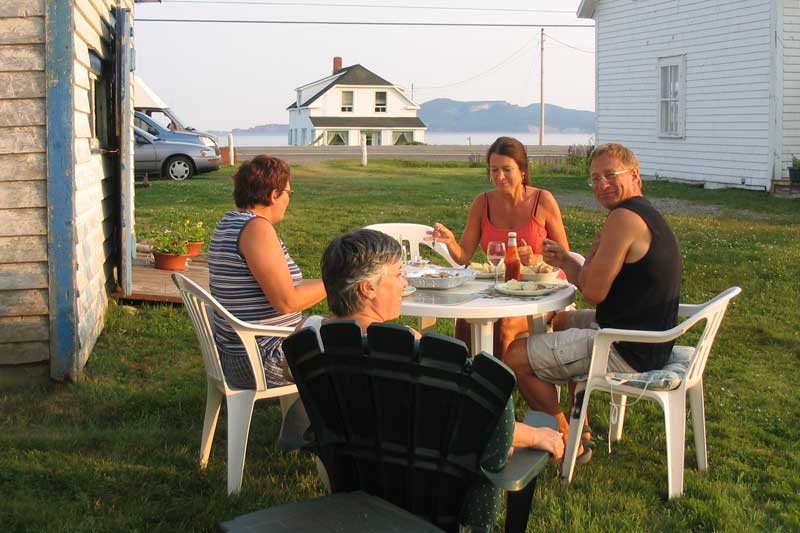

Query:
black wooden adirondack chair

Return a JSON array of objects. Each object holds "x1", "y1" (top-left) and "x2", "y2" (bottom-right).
[{"x1": 276, "y1": 321, "x2": 555, "y2": 533}]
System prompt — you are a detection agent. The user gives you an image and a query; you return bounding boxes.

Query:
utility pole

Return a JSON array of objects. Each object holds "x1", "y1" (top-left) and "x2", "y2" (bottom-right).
[{"x1": 539, "y1": 28, "x2": 545, "y2": 146}]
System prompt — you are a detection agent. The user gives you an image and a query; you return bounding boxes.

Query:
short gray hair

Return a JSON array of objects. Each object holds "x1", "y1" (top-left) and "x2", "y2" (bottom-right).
[{"x1": 321, "y1": 229, "x2": 403, "y2": 317}]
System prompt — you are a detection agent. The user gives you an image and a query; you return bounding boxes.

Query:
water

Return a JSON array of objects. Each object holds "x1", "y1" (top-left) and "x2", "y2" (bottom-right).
[{"x1": 223, "y1": 131, "x2": 594, "y2": 147}]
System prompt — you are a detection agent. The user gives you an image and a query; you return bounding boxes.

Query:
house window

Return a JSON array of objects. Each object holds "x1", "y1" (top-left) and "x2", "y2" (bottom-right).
[
  {"x1": 288, "y1": 129, "x2": 293, "y2": 145},
  {"x1": 392, "y1": 131, "x2": 414, "y2": 145},
  {"x1": 375, "y1": 91, "x2": 387, "y2": 113},
  {"x1": 658, "y1": 55, "x2": 685, "y2": 138},
  {"x1": 327, "y1": 130, "x2": 349, "y2": 145},
  {"x1": 301, "y1": 128, "x2": 307, "y2": 145},
  {"x1": 88, "y1": 50, "x2": 111, "y2": 149},
  {"x1": 341, "y1": 90, "x2": 353, "y2": 112}
]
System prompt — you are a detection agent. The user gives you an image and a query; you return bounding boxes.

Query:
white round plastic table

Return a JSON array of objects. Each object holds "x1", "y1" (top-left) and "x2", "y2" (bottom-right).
[{"x1": 400, "y1": 279, "x2": 576, "y2": 356}]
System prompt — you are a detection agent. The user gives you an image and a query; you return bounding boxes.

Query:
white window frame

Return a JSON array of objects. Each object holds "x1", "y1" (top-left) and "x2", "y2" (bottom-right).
[
  {"x1": 375, "y1": 91, "x2": 387, "y2": 113},
  {"x1": 341, "y1": 90, "x2": 354, "y2": 112},
  {"x1": 657, "y1": 55, "x2": 686, "y2": 139}
]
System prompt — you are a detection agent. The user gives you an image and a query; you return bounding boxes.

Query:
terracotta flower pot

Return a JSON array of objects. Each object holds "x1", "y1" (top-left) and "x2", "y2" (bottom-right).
[
  {"x1": 153, "y1": 252, "x2": 189, "y2": 271},
  {"x1": 186, "y1": 241, "x2": 204, "y2": 257}
]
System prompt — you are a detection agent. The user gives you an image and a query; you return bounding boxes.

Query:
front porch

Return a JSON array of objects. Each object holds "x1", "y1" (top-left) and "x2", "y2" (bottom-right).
[{"x1": 113, "y1": 251, "x2": 209, "y2": 303}]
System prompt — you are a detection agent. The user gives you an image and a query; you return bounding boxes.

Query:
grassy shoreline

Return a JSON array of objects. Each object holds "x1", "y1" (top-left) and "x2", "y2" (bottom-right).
[{"x1": 1, "y1": 161, "x2": 798, "y2": 531}]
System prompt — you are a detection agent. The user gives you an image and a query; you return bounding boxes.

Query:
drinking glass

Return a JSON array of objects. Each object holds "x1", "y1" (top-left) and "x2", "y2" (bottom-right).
[{"x1": 486, "y1": 241, "x2": 506, "y2": 285}]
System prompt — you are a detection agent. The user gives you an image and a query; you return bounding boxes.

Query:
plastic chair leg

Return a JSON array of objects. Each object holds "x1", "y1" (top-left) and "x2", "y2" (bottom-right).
[
  {"x1": 561, "y1": 383, "x2": 590, "y2": 484},
  {"x1": 200, "y1": 384, "x2": 224, "y2": 468},
  {"x1": 662, "y1": 392, "x2": 686, "y2": 499},
  {"x1": 279, "y1": 393, "x2": 299, "y2": 417},
  {"x1": 504, "y1": 477, "x2": 538, "y2": 533},
  {"x1": 688, "y1": 382, "x2": 708, "y2": 472},
  {"x1": 225, "y1": 391, "x2": 257, "y2": 495},
  {"x1": 610, "y1": 393, "x2": 627, "y2": 442}
]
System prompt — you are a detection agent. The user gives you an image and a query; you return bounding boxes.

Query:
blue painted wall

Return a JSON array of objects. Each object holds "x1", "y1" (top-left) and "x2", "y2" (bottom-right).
[{"x1": 46, "y1": 0, "x2": 78, "y2": 381}]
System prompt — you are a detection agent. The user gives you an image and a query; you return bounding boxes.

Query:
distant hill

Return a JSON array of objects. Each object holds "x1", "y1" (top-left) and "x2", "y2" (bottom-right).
[
  {"x1": 419, "y1": 99, "x2": 595, "y2": 133},
  {"x1": 216, "y1": 99, "x2": 594, "y2": 135},
  {"x1": 210, "y1": 124, "x2": 288, "y2": 136}
]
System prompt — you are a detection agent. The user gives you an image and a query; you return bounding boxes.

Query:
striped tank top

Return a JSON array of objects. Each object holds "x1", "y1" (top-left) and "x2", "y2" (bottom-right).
[{"x1": 208, "y1": 210, "x2": 303, "y2": 389}]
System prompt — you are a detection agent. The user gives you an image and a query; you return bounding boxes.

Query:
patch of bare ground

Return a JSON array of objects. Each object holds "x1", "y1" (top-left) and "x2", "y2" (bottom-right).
[{"x1": 554, "y1": 192, "x2": 777, "y2": 220}]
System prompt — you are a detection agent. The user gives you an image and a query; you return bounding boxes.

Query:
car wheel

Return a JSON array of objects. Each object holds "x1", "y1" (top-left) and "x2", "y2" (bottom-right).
[{"x1": 165, "y1": 156, "x2": 194, "y2": 181}]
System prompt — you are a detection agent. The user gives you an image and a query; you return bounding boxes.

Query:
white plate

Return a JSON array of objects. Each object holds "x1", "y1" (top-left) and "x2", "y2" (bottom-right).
[
  {"x1": 402, "y1": 286, "x2": 416, "y2": 297},
  {"x1": 475, "y1": 270, "x2": 501, "y2": 279},
  {"x1": 494, "y1": 281, "x2": 565, "y2": 297}
]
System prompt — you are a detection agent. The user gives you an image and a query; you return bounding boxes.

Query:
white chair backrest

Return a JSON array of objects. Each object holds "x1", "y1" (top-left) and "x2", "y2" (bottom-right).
[
  {"x1": 172, "y1": 273, "x2": 298, "y2": 392},
  {"x1": 569, "y1": 251, "x2": 586, "y2": 266},
  {"x1": 682, "y1": 286, "x2": 741, "y2": 386},
  {"x1": 364, "y1": 223, "x2": 460, "y2": 267},
  {"x1": 172, "y1": 273, "x2": 226, "y2": 385}
]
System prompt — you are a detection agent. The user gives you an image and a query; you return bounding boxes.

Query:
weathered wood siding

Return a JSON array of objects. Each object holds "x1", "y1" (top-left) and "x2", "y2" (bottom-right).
[
  {"x1": 592, "y1": 0, "x2": 774, "y2": 190},
  {"x1": 71, "y1": 0, "x2": 134, "y2": 373},
  {"x1": 0, "y1": 0, "x2": 49, "y2": 379},
  {"x1": 781, "y1": 0, "x2": 800, "y2": 178}
]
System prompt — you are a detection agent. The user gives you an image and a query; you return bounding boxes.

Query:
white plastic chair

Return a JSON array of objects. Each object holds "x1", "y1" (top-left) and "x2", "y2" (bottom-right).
[
  {"x1": 561, "y1": 286, "x2": 741, "y2": 499},
  {"x1": 172, "y1": 273, "x2": 299, "y2": 495},
  {"x1": 569, "y1": 251, "x2": 586, "y2": 266},
  {"x1": 364, "y1": 223, "x2": 460, "y2": 267}
]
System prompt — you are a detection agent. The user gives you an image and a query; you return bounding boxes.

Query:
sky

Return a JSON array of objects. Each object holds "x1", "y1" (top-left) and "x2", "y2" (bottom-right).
[{"x1": 133, "y1": 0, "x2": 595, "y2": 131}]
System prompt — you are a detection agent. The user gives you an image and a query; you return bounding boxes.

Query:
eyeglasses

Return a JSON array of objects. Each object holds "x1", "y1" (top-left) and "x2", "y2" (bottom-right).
[
  {"x1": 283, "y1": 189, "x2": 295, "y2": 198},
  {"x1": 587, "y1": 169, "x2": 632, "y2": 187}
]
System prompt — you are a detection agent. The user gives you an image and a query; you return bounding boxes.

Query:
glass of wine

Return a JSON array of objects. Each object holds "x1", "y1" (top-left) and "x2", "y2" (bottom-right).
[{"x1": 486, "y1": 241, "x2": 506, "y2": 285}]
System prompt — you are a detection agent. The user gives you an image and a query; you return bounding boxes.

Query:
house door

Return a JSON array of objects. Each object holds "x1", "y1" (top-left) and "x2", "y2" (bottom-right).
[
  {"x1": 114, "y1": 7, "x2": 134, "y2": 295},
  {"x1": 361, "y1": 130, "x2": 381, "y2": 146}
]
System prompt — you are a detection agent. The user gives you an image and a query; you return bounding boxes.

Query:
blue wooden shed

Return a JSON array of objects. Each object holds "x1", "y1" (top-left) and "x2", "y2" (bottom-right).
[{"x1": 0, "y1": 0, "x2": 136, "y2": 387}]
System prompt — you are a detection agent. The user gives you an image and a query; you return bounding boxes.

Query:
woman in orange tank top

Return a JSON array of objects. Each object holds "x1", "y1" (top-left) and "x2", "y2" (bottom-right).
[{"x1": 429, "y1": 136, "x2": 570, "y2": 357}]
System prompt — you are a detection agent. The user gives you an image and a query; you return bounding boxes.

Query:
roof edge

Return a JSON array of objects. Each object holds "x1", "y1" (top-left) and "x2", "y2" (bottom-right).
[{"x1": 577, "y1": 0, "x2": 596, "y2": 19}]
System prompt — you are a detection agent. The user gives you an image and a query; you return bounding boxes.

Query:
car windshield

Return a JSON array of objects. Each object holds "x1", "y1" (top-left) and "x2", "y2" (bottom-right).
[{"x1": 166, "y1": 109, "x2": 192, "y2": 130}]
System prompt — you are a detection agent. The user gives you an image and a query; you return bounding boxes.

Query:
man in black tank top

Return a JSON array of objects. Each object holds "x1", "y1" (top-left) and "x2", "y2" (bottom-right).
[{"x1": 503, "y1": 143, "x2": 682, "y2": 450}]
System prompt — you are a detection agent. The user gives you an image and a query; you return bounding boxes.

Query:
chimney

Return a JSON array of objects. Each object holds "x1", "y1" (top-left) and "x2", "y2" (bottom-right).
[{"x1": 333, "y1": 56, "x2": 342, "y2": 74}]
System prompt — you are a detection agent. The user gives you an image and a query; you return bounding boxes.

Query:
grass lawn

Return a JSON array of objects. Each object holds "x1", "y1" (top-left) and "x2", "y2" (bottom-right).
[{"x1": 1, "y1": 160, "x2": 799, "y2": 531}]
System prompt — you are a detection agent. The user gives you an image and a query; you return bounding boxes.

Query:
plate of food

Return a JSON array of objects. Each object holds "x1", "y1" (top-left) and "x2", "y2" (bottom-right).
[
  {"x1": 469, "y1": 262, "x2": 505, "y2": 279},
  {"x1": 521, "y1": 262, "x2": 561, "y2": 282},
  {"x1": 402, "y1": 286, "x2": 417, "y2": 297},
  {"x1": 495, "y1": 280, "x2": 565, "y2": 297},
  {"x1": 406, "y1": 268, "x2": 477, "y2": 289}
]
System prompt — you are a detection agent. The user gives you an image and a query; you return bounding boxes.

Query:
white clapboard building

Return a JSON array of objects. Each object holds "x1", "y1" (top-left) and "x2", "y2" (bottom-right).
[
  {"x1": 0, "y1": 1, "x2": 136, "y2": 387},
  {"x1": 288, "y1": 57, "x2": 426, "y2": 146},
  {"x1": 578, "y1": 0, "x2": 800, "y2": 190}
]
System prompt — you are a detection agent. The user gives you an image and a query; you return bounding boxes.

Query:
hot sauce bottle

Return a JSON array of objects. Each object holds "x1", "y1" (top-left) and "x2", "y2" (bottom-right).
[{"x1": 504, "y1": 231, "x2": 522, "y2": 281}]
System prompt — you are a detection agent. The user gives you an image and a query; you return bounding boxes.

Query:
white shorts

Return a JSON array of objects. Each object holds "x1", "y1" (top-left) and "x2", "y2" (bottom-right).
[{"x1": 526, "y1": 310, "x2": 635, "y2": 384}]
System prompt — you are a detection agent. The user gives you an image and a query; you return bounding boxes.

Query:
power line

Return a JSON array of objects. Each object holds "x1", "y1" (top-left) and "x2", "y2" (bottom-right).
[
  {"x1": 543, "y1": 32, "x2": 594, "y2": 54},
  {"x1": 414, "y1": 36, "x2": 538, "y2": 91},
  {"x1": 137, "y1": 18, "x2": 595, "y2": 28},
  {"x1": 161, "y1": 0, "x2": 577, "y2": 14}
]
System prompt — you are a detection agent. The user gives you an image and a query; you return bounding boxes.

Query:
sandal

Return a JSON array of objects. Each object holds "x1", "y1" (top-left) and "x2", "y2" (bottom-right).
[
  {"x1": 576, "y1": 442, "x2": 593, "y2": 465},
  {"x1": 581, "y1": 425, "x2": 596, "y2": 451}
]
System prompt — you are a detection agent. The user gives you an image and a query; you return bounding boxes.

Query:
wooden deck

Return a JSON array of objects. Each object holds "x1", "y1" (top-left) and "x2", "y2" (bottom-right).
[{"x1": 112, "y1": 252, "x2": 209, "y2": 303}]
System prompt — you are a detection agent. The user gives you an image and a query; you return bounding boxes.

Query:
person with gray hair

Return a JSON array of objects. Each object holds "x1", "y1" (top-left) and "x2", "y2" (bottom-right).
[{"x1": 320, "y1": 229, "x2": 409, "y2": 329}]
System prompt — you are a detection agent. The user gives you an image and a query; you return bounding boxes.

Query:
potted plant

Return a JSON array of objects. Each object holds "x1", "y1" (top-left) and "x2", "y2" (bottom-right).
[
  {"x1": 790, "y1": 156, "x2": 800, "y2": 184},
  {"x1": 182, "y1": 219, "x2": 208, "y2": 257},
  {"x1": 148, "y1": 231, "x2": 190, "y2": 271}
]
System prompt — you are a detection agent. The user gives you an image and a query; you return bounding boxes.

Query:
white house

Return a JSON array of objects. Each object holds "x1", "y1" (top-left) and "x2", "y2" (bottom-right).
[
  {"x1": 287, "y1": 57, "x2": 426, "y2": 146},
  {"x1": 578, "y1": 0, "x2": 800, "y2": 190}
]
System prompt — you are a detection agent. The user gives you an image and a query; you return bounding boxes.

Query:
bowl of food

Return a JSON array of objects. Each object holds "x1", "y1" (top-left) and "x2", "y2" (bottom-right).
[
  {"x1": 521, "y1": 262, "x2": 560, "y2": 282},
  {"x1": 406, "y1": 268, "x2": 477, "y2": 289}
]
